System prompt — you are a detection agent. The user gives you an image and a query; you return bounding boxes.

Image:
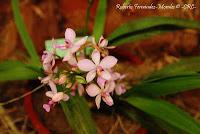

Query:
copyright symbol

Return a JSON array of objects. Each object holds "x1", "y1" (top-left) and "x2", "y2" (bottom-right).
[{"x1": 176, "y1": 4, "x2": 180, "y2": 8}]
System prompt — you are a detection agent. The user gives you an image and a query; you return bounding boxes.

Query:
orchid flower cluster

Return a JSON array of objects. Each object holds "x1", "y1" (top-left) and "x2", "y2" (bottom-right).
[{"x1": 39, "y1": 28, "x2": 126, "y2": 112}]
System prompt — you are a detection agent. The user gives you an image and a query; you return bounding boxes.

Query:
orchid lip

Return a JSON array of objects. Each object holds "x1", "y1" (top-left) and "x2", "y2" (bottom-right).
[
  {"x1": 97, "y1": 66, "x2": 103, "y2": 75},
  {"x1": 65, "y1": 39, "x2": 73, "y2": 48}
]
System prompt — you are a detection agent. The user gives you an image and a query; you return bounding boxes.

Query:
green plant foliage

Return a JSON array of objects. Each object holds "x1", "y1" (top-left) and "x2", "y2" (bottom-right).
[
  {"x1": 0, "y1": 60, "x2": 42, "y2": 81},
  {"x1": 124, "y1": 96, "x2": 200, "y2": 134},
  {"x1": 126, "y1": 74, "x2": 200, "y2": 97},
  {"x1": 144, "y1": 57, "x2": 200, "y2": 82},
  {"x1": 92, "y1": 0, "x2": 107, "y2": 42},
  {"x1": 45, "y1": 38, "x2": 66, "y2": 57},
  {"x1": 11, "y1": 0, "x2": 40, "y2": 65},
  {"x1": 58, "y1": 86, "x2": 98, "y2": 134},
  {"x1": 45, "y1": 37, "x2": 94, "y2": 57},
  {"x1": 108, "y1": 16, "x2": 200, "y2": 45}
]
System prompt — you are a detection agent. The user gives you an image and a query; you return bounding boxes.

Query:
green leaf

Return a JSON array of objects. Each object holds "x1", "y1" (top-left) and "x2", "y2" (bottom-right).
[
  {"x1": 126, "y1": 74, "x2": 200, "y2": 97},
  {"x1": 108, "y1": 16, "x2": 200, "y2": 45},
  {"x1": 153, "y1": 118, "x2": 187, "y2": 134},
  {"x1": 0, "y1": 60, "x2": 24, "y2": 70},
  {"x1": 45, "y1": 37, "x2": 94, "y2": 57},
  {"x1": 92, "y1": 0, "x2": 107, "y2": 42},
  {"x1": 124, "y1": 96, "x2": 200, "y2": 134},
  {"x1": 144, "y1": 57, "x2": 200, "y2": 82},
  {"x1": 109, "y1": 28, "x2": 171, "y2": 45},
  {"x1": 11, "y1": 0, "x2": 40, "y2": 65},
  {"x1": 120, "y1": 101, "x2": 185, "y2": 134},
  {"x1": 0, "y1": 61, "x2": 42, "y2": 81},
  {"x1": 58, "y1": 87, "x2": 98, "y2": 134},
  {"x1": 45, "y1": 38, "x2": 66, "y2": 57},
  {"x1": 75, "y1": 76, "x2": 87, "y2": 84}
]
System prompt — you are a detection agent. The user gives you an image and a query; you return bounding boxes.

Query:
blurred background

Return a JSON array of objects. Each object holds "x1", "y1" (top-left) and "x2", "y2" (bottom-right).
[{"x1": 0, "y1": 0, "x2": 200, "y2": 134}]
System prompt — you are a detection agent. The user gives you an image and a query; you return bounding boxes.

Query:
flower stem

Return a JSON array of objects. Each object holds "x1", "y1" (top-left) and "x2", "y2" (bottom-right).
[{"x1": 0, "y1": 84, "x2": 45, "y2": 106}]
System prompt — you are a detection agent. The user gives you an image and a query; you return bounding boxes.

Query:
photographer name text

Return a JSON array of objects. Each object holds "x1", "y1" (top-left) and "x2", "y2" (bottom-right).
[{"x1": 116, "y1": 3, "x2": 196, "y2": 10}]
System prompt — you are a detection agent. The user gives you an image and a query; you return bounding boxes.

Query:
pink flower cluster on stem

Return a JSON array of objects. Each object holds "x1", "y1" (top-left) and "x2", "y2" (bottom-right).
[{"x1": 40, "y1": 28, "x2": 126, "y2": 111}]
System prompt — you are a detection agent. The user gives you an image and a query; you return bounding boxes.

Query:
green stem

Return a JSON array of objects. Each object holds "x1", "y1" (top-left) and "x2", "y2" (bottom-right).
[{"x1": 0, "y1": 84, "x2": 44, "y2": 106}]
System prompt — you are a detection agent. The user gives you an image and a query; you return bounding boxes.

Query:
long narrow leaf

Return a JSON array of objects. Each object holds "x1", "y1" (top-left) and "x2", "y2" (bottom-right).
[
  {"x1": 108, "y1": 16, "x2": 200, "y2": 45},
  {"x1": 126, "y1": 74, "x2": 200, "y2": 97},
  {"x1": 92, "y1": 0, "x2": 107, "y2": 42},
  {"x1": 58, "y1": 87, "x2": 98, "y2": 134},
  {"x1": 153, "y1": 118, "x2": 186, "y2": 134},
  {"x1": 144, "y1": 57, "x2": 200, "y2": 82},
  {"x1": 109, "y1": 28, "x2": 172, "y2": 45},
  {"x1": 0, "y1": 61, "x2": 42, "y2": 81},
  {"x1": 124, "y1": 96, "x2": 200, "y2": 134},
  {"x1": 11, "y1": 0, "x2": 40, "y2": 65}
]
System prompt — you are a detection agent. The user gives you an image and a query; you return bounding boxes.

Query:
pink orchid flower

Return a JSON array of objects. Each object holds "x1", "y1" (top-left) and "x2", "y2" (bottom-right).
[
  {"x1": 45, "y1": 91, "x2": 69, "y2": 102},
  {"x1": 92, "y1": 36, "x2": 115, "y2": 49},
  {"x1": 86, "y1": 81, "x2": 114, "y2": 109},
  {"x1": 115, "y1": 83, "x2": 126, "y2": 95},
  {"x1": 42, "y1": 50, "x2": 55, "y2": 73},
  {"x1": 111, "y1": 72, "x2": 126, "y2": 95},
  {"x1": 99, "y1": 72, "x2": 126, "y2": 95},
  {"x1": 55, "y1": 28, "x2": 88, "y2": 65},
  {"x1": 43, "y1": 91, "x2": 69, "y2": 112},
  {"x1": 43, "y1": 100, "x2": 55, "y2": 112},
  {"x1": 39, "y1": 74, "x2": 57, "y2": 93},
  {"x1": 77, "y1": 50, "x2": 118, "y2": 83}
]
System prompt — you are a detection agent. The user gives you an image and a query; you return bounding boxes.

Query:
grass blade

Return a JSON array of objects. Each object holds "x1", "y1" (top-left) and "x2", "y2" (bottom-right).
[
  {"x1": 58, "y1": 86, "x2": 98, "y2": 134},
  {"x1": 126, "y1": 74, "x2": 200, "y2": 97},
  {"x1": 124, "y1": 96, "x2": 200, "y2": 134},
  {"x1": 92, "y1": 0, "x2": 107, "y2": 42},
  {"x1": 108, "y1": 16, "x2": 200, "y2": 46},
  {"x1": 11, "y1": 0, "x2": 40, "y2": 65},
  {"x1": 144, "y1": 57, "x2": 200, "y2": 82},
  {"x1": 0, "y1": 60, "x2": 42, "y2": 81}
]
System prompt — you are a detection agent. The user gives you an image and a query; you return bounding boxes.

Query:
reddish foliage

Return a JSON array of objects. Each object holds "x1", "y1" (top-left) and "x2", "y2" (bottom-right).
[{"x1": 24, "y1": 93, "x2": 51, "y2": 134}]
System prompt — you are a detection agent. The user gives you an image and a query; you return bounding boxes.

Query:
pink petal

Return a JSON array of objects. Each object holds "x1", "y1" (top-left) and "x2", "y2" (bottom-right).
[
  {"x1": 70, "y1": 45, "x2": 80, "y2": 54},
  {"x1": 77, "y1": 59, "x2": 96, "y2": 71},
  {"x1": 95, "y1": 94, "x2": 102, "y2": 109},
  {"x1": 111, "y1": 72, "x2": 121, "y2": 80},
  {"x1": 45, "y1": 91, "x2": 54, "y2": 98},
  {"x1": 68, "y1": 56, "x2": 77, "y2": 66},
  {"x1": 92, "y1": 50, "x2": 100, "y2": 65},
  {"x1": 48, "y1": 81, "x2": 57, "y2": 93},
  {"x1": 54, "y1": 44, "x2": 66, "y2": 50},
  {"x1": 97, "y1": 77, "x2": 106, "y2": 89},
  {"x1": 115, "y1": 84, "x2": 126, "y2": 95},
  {"x1": 73, "y1": 36, "x2": 88, "y2": 45},
  {"x1": 62, "y1": 94, "x2": 70, "y2": 101},
  {"x1": 70, "y1": 36, "x2": 87, "y2": 53},
  {"x1": 63, "y1": 51, "x2": 72, "y2": 61},
  {"x1": 78, "y1": 84, "x2": 84, "y2": 96},
  {"x1": 86, "y1": 70, "x2": 96, "y2": 83},
  {"x1": 100, "y1": 70, "x2": 111, "y2": 80},
  {"x1": 100, "y1": 56, "x2": 118, "y2": 69},
  {"x1": 41, "y1": 75, "x2": 51, "y2": 84},
  {"x1": 65, "y1": 28, "x2": 76, "y2": 43},
  {"x1": 43, "y1": 53, "x2": 53, "y2": 64},
  {"x1": 106, "y1": 81, "x2": 115, "y2": 93},
  {"x1": 43, "y1": 104, "x2": 50, "y2": 112},
  {"x1": 98, "y1": 36, "x2": 108, "y2": 47},
  {"x1": 52, "y1": 92, "x2": 64, "y2": 102},
  {"x1": 102, "y1": 95, "x2": 114, "y2": 106},
  {"x1": 86, "y1": 84, "x2": 100, "y2": 97}
]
